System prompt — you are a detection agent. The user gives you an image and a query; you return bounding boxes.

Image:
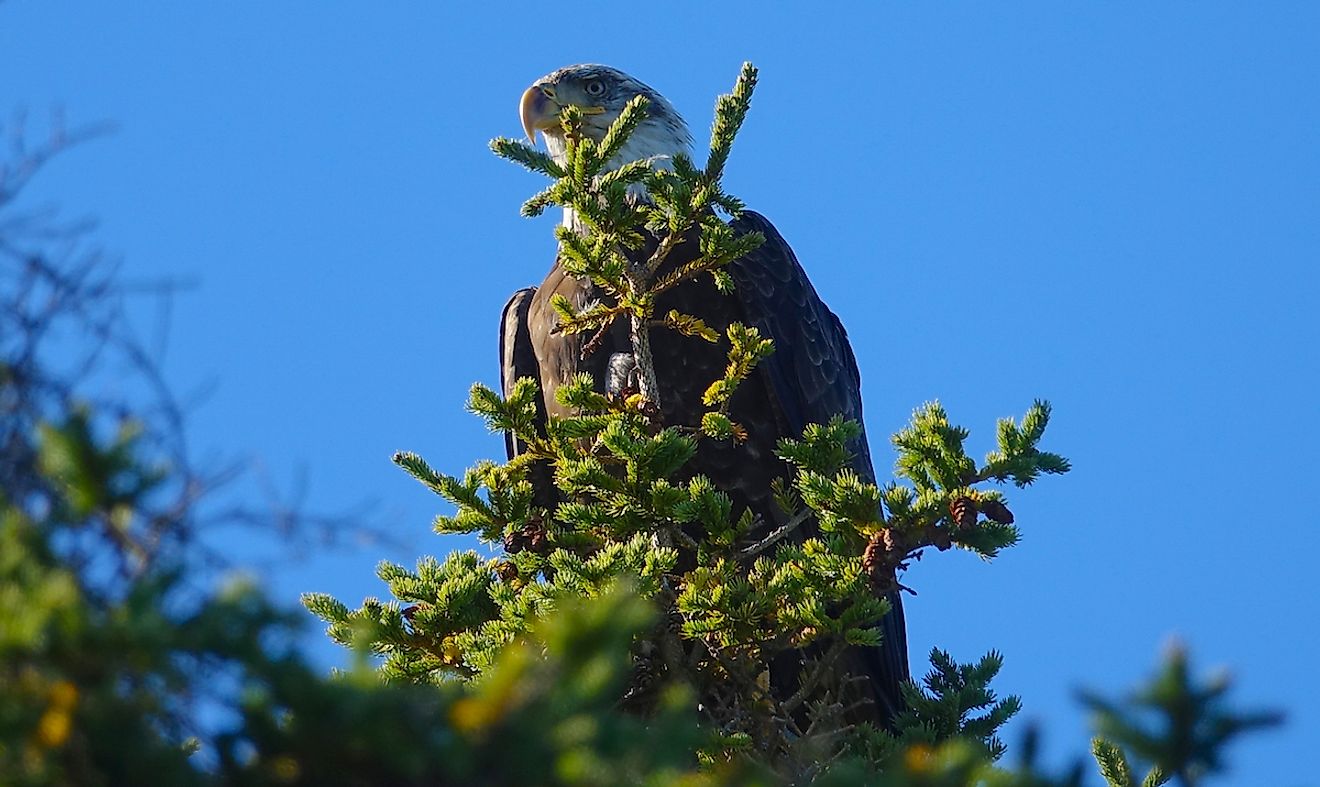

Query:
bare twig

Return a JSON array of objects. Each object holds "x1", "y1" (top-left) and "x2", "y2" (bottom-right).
[
  {"x1": 0, "y1": 112, "x2": 115, "y2": 205},
  {"x1": 740, "y1": 507, "x2": 813, "y2": 560}
]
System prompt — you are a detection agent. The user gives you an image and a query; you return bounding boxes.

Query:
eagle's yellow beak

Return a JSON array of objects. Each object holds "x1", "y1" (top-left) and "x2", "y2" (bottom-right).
[
  {"x1": 520, "y1": 84, "x2": 561, "y2": 143},
  {"x1": 520, "y1": 82, "x2": 607, "y2": 144}
]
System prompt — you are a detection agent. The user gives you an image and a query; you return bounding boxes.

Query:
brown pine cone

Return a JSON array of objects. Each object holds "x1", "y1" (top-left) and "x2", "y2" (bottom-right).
[
  {"x1": 504, "y1": 514, "x2": 549, "y2": 554},
  {"x1": 862, "y1": 530, "x2": 901, "y2": 585},
  {"x1": 981, "y1": 499, "x2": 1015, "y2": 524},
  {"x1": 503, "y1": 529, "x2": 525, "y2": 553},
  {"x1": 949, "y1": 496, "x2": 977, "y2": 530},
  {"x1": 861, "y1": 533, "x2": 883, "y2": 575}
]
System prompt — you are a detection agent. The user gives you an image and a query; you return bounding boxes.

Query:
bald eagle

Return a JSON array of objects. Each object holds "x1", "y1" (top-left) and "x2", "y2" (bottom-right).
[{"x1": 500, "y1": 64, "x2": 909, "y2": 724}]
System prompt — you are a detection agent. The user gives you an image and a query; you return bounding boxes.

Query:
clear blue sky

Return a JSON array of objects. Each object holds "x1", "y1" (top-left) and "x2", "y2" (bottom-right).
[{"x1": 3, "y1": 3, "x2": 1316, "y2": 781}]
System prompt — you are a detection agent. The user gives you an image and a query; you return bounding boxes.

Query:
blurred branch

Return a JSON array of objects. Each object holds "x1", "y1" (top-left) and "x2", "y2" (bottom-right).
[
  {"x1": 0, "y1": 112, "x2": 402, "y2": 595},
  {"x1": 1082, "y1": 641, "x2": 1284, "y2": 787},
  {"x1": 0, "y1": 108, "x2": 115, "y2": 212}
]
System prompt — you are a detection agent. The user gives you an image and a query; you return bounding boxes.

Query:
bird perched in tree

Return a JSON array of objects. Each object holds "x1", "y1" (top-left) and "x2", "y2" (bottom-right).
[{"x1": 499, "y1": 64, "x2": 909, "y2": 724}]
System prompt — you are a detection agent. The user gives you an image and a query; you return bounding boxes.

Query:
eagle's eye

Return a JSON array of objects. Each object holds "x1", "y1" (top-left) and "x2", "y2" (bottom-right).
[{"x1": 583, "y1": 79, "x2": 606, "y2": 98}]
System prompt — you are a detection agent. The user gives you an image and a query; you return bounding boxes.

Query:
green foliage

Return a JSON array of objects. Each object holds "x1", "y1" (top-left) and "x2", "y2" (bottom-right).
[
  {"x1": 338, "y1": 366, "x2": 1079, "y2": 780},
  {"x1": 704, "y1": 62, "x2": 758, "y2": 186},
  {"x1": 433, "y1": 582, "x2": 739, "y2": 787},
  {"x1": 883, "y1": 649, "x2": 1023, "y2": 761},
  {"x1": 1092, "y1": 738, "x2": 1170, "y2": 787},
  {"x1": 3, "y1": 403, "x2": 1275, "y2": 785},
  {"x1": 0, "y1": 402, "x2": 291, "y2": 785},
  {"x1": 1082, "y1": 642, "x2": 1282, "y2": 786},
  {"x1": 488, "y1": 136, "x2": 565, "y2": 180},
  {"x1": 703, "y1": 323, "x2": 775, "y2": 413},
  {"x1": 882, "y1": 401, "x2": 1075, "y2": 563},
  {"x1": 893, "y1": 402, "x2": 977, "y2": 493},
  {"x1": 37, "y1": 408, "x2": 166, "y2": 522},
  {"x1": 0, "y1": 396, "x2": 735, "y2": 786},
  {"x1": 982, "y1": 400, "x2": 1072, "y2": 487}
]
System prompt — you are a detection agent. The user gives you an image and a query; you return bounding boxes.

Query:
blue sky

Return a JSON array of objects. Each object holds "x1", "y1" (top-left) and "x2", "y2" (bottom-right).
[{"x1": 3, "y1": 3, "x2": 1316, "y2": 781}]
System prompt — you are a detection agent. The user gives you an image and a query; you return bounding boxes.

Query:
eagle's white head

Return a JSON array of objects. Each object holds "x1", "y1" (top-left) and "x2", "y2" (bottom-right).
[{"x1": 520, "y1": 63, "x2": 693, "y2": 178}]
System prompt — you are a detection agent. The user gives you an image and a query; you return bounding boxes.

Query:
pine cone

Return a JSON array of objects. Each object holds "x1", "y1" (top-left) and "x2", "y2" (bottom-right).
[
  {"x1": 502, "y1": 529, "x2": 525, "y2": 553},
  {"x1": 949, "y1": 496, "x2": 977, "y2": 530},
  {"x1": 504, "y1": 514, "x2": 549, "y2": 554},
  {"x1": 632, "y1": 654, "x2": 658, "y2": 692},
  {"x1": 622, "y1": 644, "x2": 663, "y2": 708},
  {"x1": 493, "y1": 561, "x2": 519, "y2": 582},
  {"x1": 861, "y1": 535, "x2": 883, "y2": 575},
  {"x1": 980, "y1": 499, "x2": 1014, "y2": 524},
  {"x1": 862, "y1": 529, "x2": 901, "y2": 585}
]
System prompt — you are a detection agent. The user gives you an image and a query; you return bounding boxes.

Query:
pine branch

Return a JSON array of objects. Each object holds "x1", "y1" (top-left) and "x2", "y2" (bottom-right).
[
  {"x1": 1081, "y1": 642, "x2": 1283, "y2": 786},
  {"x1": 1093, "y1": 738, "x2": 1136, "y2": 787},
  {"x1": 489, "y1": 137, "x2": 565, "y2": 179},
  {"x1": 596, "y1": 95, "x2": 651, "y2": 166},
  {"x1": 706, "y1": 62, "x2": 758, "y2": 184}
]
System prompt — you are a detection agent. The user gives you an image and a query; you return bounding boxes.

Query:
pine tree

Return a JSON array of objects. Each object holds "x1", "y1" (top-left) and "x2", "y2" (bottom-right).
[{"x1": 308, "y1": 63, "x2": 1086, "y2": 780}]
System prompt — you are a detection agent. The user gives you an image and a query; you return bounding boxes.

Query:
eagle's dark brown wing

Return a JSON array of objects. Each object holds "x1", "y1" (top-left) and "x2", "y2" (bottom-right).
[
  {"x1": 499, "y1": 287, "x2": 543, "y2": 461},
  {"x1": 729, "y1": 210, "x2": 910, "y2": 722}
]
